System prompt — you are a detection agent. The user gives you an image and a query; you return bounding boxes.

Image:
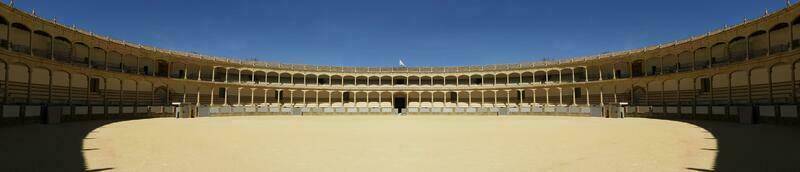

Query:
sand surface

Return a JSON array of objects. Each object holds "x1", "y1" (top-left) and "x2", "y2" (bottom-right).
[{"x1": 74, "y1": 116, "x2": 719, "y2": 171}]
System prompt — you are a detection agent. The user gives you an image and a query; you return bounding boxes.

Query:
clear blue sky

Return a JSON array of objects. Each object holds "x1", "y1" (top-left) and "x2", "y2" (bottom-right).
[{"x1": 13, "y1": 0, "x2": 790, "y2": 67}]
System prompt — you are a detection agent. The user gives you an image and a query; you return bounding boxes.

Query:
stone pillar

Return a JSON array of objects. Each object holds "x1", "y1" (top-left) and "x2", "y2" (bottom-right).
[
  {"x1": 250, "y1": 88, "x2": 255, "y2": 105},
  {"x1": 223, "y1": 87, "x2": 229, "y2": 105},
  {"x1": 237, "y1": 87, "x2": 242, "y2": 105},
  {"x1": 545, "y1": 88, "x2": 550, "y2": 105}
]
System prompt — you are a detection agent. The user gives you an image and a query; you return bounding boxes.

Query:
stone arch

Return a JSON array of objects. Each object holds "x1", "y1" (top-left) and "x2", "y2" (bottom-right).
[
  {"x1": 380, "y1": 76, "x2": 392, "y2": 86},
  {"x1": 266, "y1": 72, "x2": 279, "y2": 83},
  {"x1": 711, "y1": 42, "x2": 728, "y2": 64},
  {"x1": 432, "y1": 76, "x2": 445, "y2": 85},
  {"x1": 32, "y1": 30, "x2": 52, "y2": 58},
  {"x1": 445, "y1": 75, "x2": 457, "y2": 85},
  {"x1": 292, "y1": 73, "x2": 305, "y2": 85},
  {"x1": 729, "y1": 37, "x2": 747, "y2": 62},
  {"x1": 769, "y1": 23, "x2": 791, "y2": 53},
  {"x1": 547, "y1": 70, "x2": 560, "y2": 82},
  {"x1": 53, "y1": 37, "x2": 71, "y2": 62},
  {"x1": 227, "y1": 68, "x2": 240, "y2": 83},
  {"x1": 748, "y1": 30, "x2": 768, "y2": 59},
  {"x1": 677, "y1": 51, "x2": 693, "y2": 72},
  {"x1": 10, "y1": 23, "x2": 31, "y2": 54},
  {"x1": 306, "y1": 74, "x2": 318, "y2": 85},
  {"x1": 90, "y1": 47, "x2": 107, "y2": 69},
  {"x1": 0, "y1": 16, "x2": 7, "y2": 49},
  {"x1": 368, "y1": 76, "x2": 380, "y2": 86},
  {"x1": 560, "y1": 69, "x2": 573, "y2": 82},
  {"x1": 631, "y1": 60, "x2": 644, "y2": 77},
  {"x1": 521, "y1": 72, "x2": 534, "y2": 83},
  {"x1": 693, "y1": 47, "x2": 710, "y2": 69}
]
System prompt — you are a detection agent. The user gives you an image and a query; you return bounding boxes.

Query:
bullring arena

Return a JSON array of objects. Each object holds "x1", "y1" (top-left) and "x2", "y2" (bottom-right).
[{"x1": 1, "y1": 1, "x2": 800, "y2": 171}]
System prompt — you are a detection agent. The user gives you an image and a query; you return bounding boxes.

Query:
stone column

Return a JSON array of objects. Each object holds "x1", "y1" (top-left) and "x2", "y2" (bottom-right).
[
  {"x1": 237, "y1": 87, "x2": 242, "y2": 105},
  {"x1": 250, "y1": 88, "x2": 256, "y2": 105},
  {"x1": 223, "y1": 87, "x2": 229, "y2": 105},
  {"x1": 545, "y1": 88, "x2": 550, "y2": 105}
]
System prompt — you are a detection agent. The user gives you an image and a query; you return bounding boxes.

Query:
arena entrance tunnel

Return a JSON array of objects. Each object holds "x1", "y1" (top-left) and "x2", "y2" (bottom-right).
[{"x1": 393, "y1": 96, "x2": 407, "y2": 114}]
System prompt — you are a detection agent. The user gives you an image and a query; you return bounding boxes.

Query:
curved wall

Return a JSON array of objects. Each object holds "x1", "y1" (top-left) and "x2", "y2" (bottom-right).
[{"x1": 0, "y1": 2, "x2": 799, "y2": 121}]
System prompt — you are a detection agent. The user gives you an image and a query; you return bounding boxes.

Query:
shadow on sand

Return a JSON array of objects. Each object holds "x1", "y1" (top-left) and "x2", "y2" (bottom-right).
[
  {"x1": 677, "y1": 120, "x2": 800, "y2": 171},
  {"x1": 0, "y1": 119, "x2": 138, "y2": 171},
  {"x1": 0, "y1": 117, "x2": 798, "y2": 171}
]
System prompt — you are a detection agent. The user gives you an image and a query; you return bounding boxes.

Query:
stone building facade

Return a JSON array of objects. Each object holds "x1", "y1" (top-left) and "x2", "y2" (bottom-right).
[{"x1": 1, "y1": 2, "x2": 799, "y2": 123}]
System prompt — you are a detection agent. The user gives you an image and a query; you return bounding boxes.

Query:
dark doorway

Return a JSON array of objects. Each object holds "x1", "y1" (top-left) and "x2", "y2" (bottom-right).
[
  {"x1": 632, "y1": 60, "x2": 643, "y2": 77},
  {"x1": 394, "y1": 97, "x2": 406, "y2": 113}
]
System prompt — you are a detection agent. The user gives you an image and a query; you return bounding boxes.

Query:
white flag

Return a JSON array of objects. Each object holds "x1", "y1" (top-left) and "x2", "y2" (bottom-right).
[{"x1": 399, "y1": 59, "x2": 406, "y2": 67}]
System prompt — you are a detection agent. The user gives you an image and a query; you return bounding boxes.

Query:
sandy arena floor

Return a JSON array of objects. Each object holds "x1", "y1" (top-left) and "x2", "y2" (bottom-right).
[{"x1": 2, "y1": 115, "x2": 800, "y2": 171}]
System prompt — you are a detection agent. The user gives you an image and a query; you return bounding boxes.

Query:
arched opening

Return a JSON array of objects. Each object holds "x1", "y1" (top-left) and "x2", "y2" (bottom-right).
[
  {"x1": 240, "y1": 70, "x2": 254, "y2": 83},
  {"x1": 72, "y1": 43, "x2": 89, "y2": 64},
  {"x1": 380, "y1": 76, "x2": 392, "y2": 86},
  {"x1": 420, "y1": 76, "x2": 432, "y2": 86},
  {"x1": 106, "y1": 51, "x2": 122, "y2": 72},
  {"x1": 185, "y1": 64, "x2": 199, "y2": 80},
  {"x1": 521, "y1": 72, "x2": 533, "y2": 84},
  {"x1": 156, "y1": 60, "x2": 169, "y2": 77},
  {"x1": 293, "y1": 74, "x2": 305, "y2": 85},
  {"x1": 662, "y1": 54, "x2": 678, "y2": 74},
  {"x1": 53, "y1": 37, "x2": 71, "y2": 62},
  {"x1": 445, "y1": 76, "x2": 457, "y2": 85},
  {"x1": 573, "y1": 68, "x2": 586, "y2": 82},
  {"x1": 10, "y1": 23, "x2": 31, "y2": 54},
  {"x1": 353, "y1": 76, "x2": 366, "y2": 86},
  {"x1": 729, "y1": 37, "x2": 747, "y2": 62},
  {"x1": 631, "y1": 60, "x2": 644, "y2": 77},
  {"x1": 254, "y1": 71, "x2": 267, "y2": 83},
  {"x1": 770, "y1": 23, "x2": 790, "y2": 53},
  {"x1": 677, "y1": 51, "x2": 693, "y2": 72},
  {"x1": 266, "y1": 72, "x2": 279, "y2": 83},
  {"x1": 560, "y1": 69, "x2": 573, "y2": 82},
  {"x1": 213, "y1": 67, "x2": 226, "y2": 82},
  {"x1": 306, "y1": 74, "x2": 318, "y2": 85},
  {"x1": 495, "y1": 73, "x2": 508, "y2": 85},
  {"x1": 168, "y1": 62, "x2": 186, "y2": 79},
  {"x1": 748, "y1": 31, "x2": 768, "y2": 58},
  {"x1": 140, "y1": 58, "x2": 156, "y2": 76},
  {"x1": 90, "y1": 47, "x2": 106, "y2": 69},
  {"x1": 547, "y1": 70, "x2": 560, "y2": 83},
  {"x1": 694, "y1": 47, "x2": 710, "y2": 69},
  {"x1": 534, "y1": 71, "x2": 547, "y2": 83},
  {"x1": 227, "y1": 69, "x2": 240, "y2": 83},
  {"x1": 586, "y1": 66, "x2": 600, "y2": 81},
  {"x1": 432, "y1": 76, "x2": 445, "y2": 85},
  {"x1": 154, "y1": 86, "x2": 170, "y2": 106},
  {"x1": 330, "y1": 75, "x2": 343, "y2": 85},
  {"x1": 32, "y1": 30, "x2": 51, "y2": 58},
  {"x1": 342, "y1": 76, "x2": 355, "y2": 85},
  {"x1": 457, "y1": 75, "x2": 469, "y2": 86},
  {"x1": 122, "y1": 54, "x2": 138, "y2": 74},
  {"x1": 317, "y1": 75, "x2": 329, "y2": 85},
  {"x1": 614, "y1": 62, "x2": 630, "y2": 78},
  {"x1": 368, "y1": 76, "x2": 380, "y2": 86},
  {"x1": 601, "y1": 64, "x2": 613, "y2": 80},
  {"x1": 280, "y1": 73, "x2": 293, "y2": 84},
  {"x1": 509, "y1": 73, "x2": 521, "y2": 84},
  {"x1": 793, "y1": 17, "x2": 800, "y2": 49},
  {"x1": 0, "y1": 17, "x2": 8, "y2": 48},
  {"x1": 394, "y1": 76, "x2": 407, "y2": 85},
  {"x1": 711, "y1": 42, "x2": 728, "y2": 65},
  {"x1": 483, "y1": 74, "x2": 495, "y2": 85},
  {"x1": 632, "y1": 86, "x2": 646, "y2": 106},
  {"x1": 470, "y1": 74, "x2": 482, "y2": 85}
]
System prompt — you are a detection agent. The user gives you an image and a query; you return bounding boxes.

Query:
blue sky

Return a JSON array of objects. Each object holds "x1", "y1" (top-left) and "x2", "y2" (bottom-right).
[{"x1": 13, "y1": 0, "x2": 790, "y2": 67}]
